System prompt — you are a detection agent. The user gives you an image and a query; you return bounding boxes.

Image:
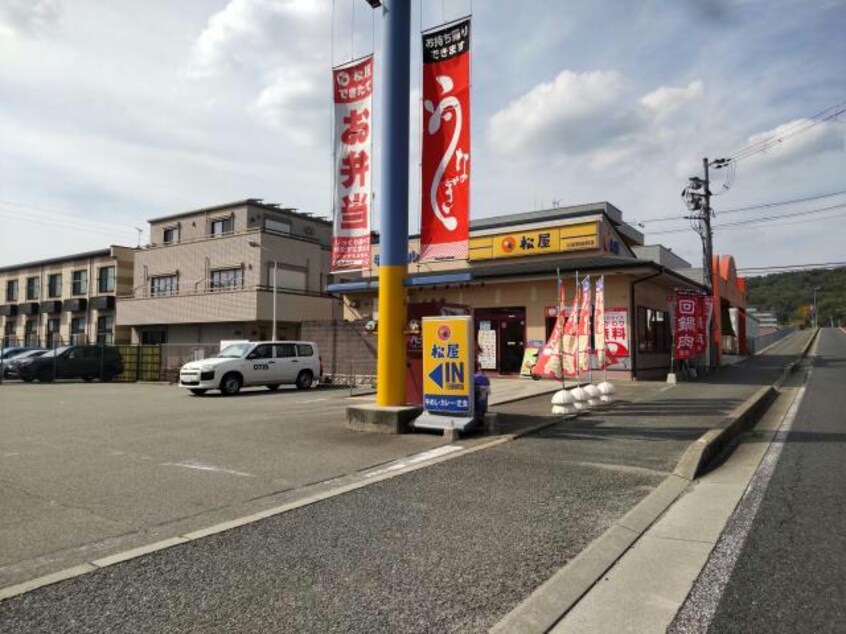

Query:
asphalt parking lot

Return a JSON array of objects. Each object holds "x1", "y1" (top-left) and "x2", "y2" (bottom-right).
[{"x1": 0, "y1": 382, "x2": 451, "y2": 588}]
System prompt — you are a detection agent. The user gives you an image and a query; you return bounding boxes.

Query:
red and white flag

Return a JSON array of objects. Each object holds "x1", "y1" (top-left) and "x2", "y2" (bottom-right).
[
  {"x1": 533, "y1": 283, "x2": 566, "y2": 379},
  {"x1": 331, "y1": 56, "x2": 373, "y2": 271},
  {"x1": 594, "y1": 276, "x2": 607, "y2": 368},
  {"x1": 673, "y1": 293, "x2": 699, "y2": 360},
  {"x1": 562, "y1": 288, "x2": 580, "y2": 377},
  {"x1": 578, "y1": 276, "x2": 592, "y2": 372},
  {"x1": 420, "y1": 18, "x2": 471, "y2": 261}
]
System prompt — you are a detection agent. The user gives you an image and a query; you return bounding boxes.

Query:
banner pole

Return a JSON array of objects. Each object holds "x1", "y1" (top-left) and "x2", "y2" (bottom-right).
[
  {"x1": 557, "y1": 268, "x2": 564, "y2": 392},
  {"x1": 602, "y1": 275, "x2": 607, "y2": 384},
  {"x1": 575, "y1": 270, "x2": 580, "y2": 388}
]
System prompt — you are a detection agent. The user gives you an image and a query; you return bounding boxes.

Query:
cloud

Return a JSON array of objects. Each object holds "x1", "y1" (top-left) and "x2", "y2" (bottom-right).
[
  {"x1": 250, "y1": 66, "x2": 325, "y2": 144},
  {"x1": 187, "y1": 0, "x2": 324, "y2": 78},
  {"x1": 487, "y1": 70, "x2": 638, "y2": 155},
  {"x1": 0, "y1": 0, "x2": 60, "y2": 38},
  {"x1": 639, "y1": 80, "x2": 704, "y2": 117},
  {"x1": 488, "y1": 70, "x2": 704, "y2": 168},
  {"x1": 741, "y1": 118, "x2": 844, "y2": 165}
]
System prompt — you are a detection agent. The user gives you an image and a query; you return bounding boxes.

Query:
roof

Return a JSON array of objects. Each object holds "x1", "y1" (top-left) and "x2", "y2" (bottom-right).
[
  {"x1": 147, "y1": 199, "x2": 332, "y2": 226},
  {"x1": 327, "y1": 255, "x2": 707, "y2": 293},
  {"x1": 0, "y1": 248, "x2": 123, "y2": 274}
]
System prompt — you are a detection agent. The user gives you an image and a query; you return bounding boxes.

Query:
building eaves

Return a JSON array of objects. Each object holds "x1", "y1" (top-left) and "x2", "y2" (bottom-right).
[
  {"x1": 0, "y1": 248, "x2": 121, "y2": 274},
  {"x1": 147, "y1": 199, "x2": 332, "y2": 226}
]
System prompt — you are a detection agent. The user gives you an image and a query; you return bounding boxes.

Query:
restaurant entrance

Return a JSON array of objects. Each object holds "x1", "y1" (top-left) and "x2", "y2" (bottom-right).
[{"x1": 474, "y1": 307, "x2": 526, "y2": 375}]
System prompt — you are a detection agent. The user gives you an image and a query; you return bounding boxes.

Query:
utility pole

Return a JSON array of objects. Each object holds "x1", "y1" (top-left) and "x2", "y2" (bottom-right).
[{"x1": 702, "y1": 157, "x2": 714, "y2": 292}]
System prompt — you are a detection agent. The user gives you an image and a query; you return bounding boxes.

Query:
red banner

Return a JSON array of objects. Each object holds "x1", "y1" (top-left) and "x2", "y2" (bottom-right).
[
  {"x1": 594, "y1": 277, "x2": 606, "y2": 368},
  {"x1": 673, "y1": 293, "x2": 700, "y2": 360},
  {"x1": 562, "y1": 289, "x2": 580, "y2": 376},
  {"x1": 533, "y1": 283, "x2": 566, "y2": 379},
  {"x1": 420, "y1": 19, "x2": 471, "y2": 261},
  {"x1": 331, "y1": 56, "x2": 373, "y2": 271},
  {"x1": 578, "y1": 277, "x2": 592, "y2": 371}
]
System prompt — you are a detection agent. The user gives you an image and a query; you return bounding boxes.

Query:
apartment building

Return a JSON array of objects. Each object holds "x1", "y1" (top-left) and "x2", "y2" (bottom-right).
[
  {"x1": 0, "y1": 246, "x2": 135, "y2": 348},
  {"x1": 117, "y1": 199, "x2": 339, "y2": 344}
]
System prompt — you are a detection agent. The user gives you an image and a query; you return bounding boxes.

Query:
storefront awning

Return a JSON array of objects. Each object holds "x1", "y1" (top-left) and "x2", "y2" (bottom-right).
[{"x1": 327, "y1": 272, "x2": 473, "y2": 293}]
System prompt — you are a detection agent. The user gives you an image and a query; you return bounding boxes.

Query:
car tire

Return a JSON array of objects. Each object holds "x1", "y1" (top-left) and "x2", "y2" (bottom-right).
[
  {"x1": 220, "y1": 372, "x2": 242, "y2": 396},
  {"x1": 266, "y1": 384, "x2": 280, "y2": 391},
  {"x1": 101, "y1": 374, "x2": 114, "y2": 383},
  {"x1": 190, "y1": 389, "x2": 208, "y2": 396},
  {"x1": 295, "y1": 370, "x2": 313, "y2": 390},
  {"x1": 38, "y1": 368, "x2": 54, "y2": 383},
  {"x1": 22, "y1": 375, "x2": 34, "y2": 383},
  {"x1": 83, "y1": 376, "x2": 94, "y2": 382}
]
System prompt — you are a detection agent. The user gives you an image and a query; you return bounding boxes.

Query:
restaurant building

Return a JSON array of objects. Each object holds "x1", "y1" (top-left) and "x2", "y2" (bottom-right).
[{"x1": 329, "y1": 202, "x2": 745, "y2": 380}]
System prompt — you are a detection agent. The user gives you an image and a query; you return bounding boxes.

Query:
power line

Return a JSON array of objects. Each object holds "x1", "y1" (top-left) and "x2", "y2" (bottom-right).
[
  {"x1": 634, "y1": 188, "x2": 846, "y2": 225},
  {"x1": 0, "y1": 206, "x2": 136, "y2": 240},
  {"x1": 0, "y1": 199, "x2": 137, "y2": 231},
  {"x1": 726, "y1": 100, "x2": 846, "y2": 164},
  {"x1": 648, "y1": 203, "x2": 846, "y2": 235}
]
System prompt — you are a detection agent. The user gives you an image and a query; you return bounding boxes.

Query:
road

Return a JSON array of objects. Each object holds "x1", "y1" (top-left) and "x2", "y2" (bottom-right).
[
  {"x1": 0, "y1": 332, "x2": 814, "y2": 633},
  {"x1": 672, "y1": 328, "x2": 846, "y2": 633},
  {"x1": 0, "y1": 383, "x2": 451, "y2": 588}
]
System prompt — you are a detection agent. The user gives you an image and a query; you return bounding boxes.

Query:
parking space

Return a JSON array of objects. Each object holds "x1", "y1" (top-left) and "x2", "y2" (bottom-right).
[{"x1": 0, "y1": 382, "x2": 450, "y2": 587}]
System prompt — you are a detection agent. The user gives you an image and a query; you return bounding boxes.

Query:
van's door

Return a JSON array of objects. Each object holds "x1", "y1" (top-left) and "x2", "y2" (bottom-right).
[
  {"x1": 274, "y1": 343, "x2": 298, "y2": 382},
  {"x1": 244, "y1": 343, "x2": 275, "y2": 385}
]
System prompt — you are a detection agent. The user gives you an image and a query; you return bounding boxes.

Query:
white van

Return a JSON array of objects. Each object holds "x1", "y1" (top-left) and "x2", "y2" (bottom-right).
[{"x1": 179, "y1": 341, "x2": 321, "y2": 396}]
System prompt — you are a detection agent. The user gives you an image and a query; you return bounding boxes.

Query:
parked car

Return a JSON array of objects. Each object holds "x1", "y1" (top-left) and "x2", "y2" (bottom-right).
[
  {"x1": 179, "y1": 341, "x2": 321, "y2": 396},
  {"x1": 2, "y1": 349, "x2": 47, "y2": 379},
  {"x1": 0, "y1": 346, "x2": 40, "y2": 360},
  {"x1": 17, "y1": 345, "x2": 124, "y2": 383}
]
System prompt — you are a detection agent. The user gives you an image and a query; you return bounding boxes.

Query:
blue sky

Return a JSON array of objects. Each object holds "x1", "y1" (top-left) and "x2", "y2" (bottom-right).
[{"x1": 1, "y1": 0, "x2": 844, "y2": 269}]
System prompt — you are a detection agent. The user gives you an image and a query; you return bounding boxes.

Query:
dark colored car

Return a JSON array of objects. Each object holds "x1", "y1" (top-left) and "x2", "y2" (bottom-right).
[
  {"x1": 2, "y1": 349, "x2": 47, "y2": 378},
  {"x1": 0, "y1": 346, "x2": 40, "y2": 360},
  {"x1": 18, "y1": 346, "x2": 124, "y2": 383}
]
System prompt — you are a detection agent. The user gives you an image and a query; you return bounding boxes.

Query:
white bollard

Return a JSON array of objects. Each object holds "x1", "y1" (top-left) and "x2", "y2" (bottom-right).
[
  {"x1": 598, "y1": 381, "x2": 616, "y2": 403},
  {"x1": 551, "y1": 389, "x2": 575, "y2": 414},
  {"x1": 584, "y1": 383, "x2": 602, "y2": 407}
]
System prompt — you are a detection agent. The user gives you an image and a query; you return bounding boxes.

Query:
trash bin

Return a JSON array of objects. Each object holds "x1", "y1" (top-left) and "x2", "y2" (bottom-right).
[{"x1": 474, "y1": 372, "x2": 490, "y2": 417}]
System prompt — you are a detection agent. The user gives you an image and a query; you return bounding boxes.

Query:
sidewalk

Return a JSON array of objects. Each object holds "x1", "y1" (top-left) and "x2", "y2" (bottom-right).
[{"x1": 0, "y1": 332, "x2": 814, "y2": 634}]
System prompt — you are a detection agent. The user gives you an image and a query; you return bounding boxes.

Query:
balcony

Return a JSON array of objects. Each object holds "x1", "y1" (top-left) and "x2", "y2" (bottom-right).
[
  {"x1": 19, "y1": 302, "x2": 39, "y2": 316},
  {"x1": 63, "y1": 298, "x2": 88, "y2": 312},
  {"x1": 89, "y1": 295, "x2": 116, "y2": 310},
  {"x1": 0, "y1": 304, "x2": 17, "y2": 316},
  {"x1": 40, "y1": 300, "x2": 62, "y2": 314}
]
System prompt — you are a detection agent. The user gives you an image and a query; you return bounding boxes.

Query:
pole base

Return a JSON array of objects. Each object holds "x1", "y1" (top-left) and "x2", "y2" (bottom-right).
[{"x1": 347, "y1": 404, "x2": 423, "y2": 434}]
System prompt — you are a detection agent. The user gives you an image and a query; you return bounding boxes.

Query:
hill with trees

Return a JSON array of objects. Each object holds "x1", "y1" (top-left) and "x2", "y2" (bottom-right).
[{"x1": 745, "y1": 267, "x2": 846, "y2": 327}]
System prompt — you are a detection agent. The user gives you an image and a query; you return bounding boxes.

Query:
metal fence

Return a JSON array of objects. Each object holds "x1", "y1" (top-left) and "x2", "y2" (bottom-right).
[{"x1": 749, "y1": 326, "x2": 796, "y2": 355}]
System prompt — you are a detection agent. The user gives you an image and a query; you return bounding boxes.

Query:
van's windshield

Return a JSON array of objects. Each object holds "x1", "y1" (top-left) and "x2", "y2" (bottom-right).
[{"x1": 215, "y1": 344, "x2": 252, "y2": 358}]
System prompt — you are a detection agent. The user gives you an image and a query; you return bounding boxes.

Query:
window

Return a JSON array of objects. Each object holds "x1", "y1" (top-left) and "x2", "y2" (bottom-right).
[
  {"x1": 210, "y1": 268, "x2": 244, "y2": 291},
  {"x1": 141, "y1": 329, "x2": 167, "y2": 345},
  {"x1": 296, "y1": 344, "x2": 314, "y2": 357},
  {"x1": 249, "y1": 344, "x2": 273, "y2": 359},
  {"x1": 3, "y1": 320, "x2": 16, "y2": 347},
  {"x1": 637, "y1": 306, "x2": 672, "y2": 354},
  {"x1": 274, "y1": 343, "x2": 296, "y2": 357},
  {"x1": 264, "y1": 218, "x2": 291, "y2": 235},
  {"x1": 162, "y1": 226, "x2": 179, "y2": 244},
  {"x1": 210, "y1": 217, "x2": 233, "y2": 236},
  {"x1": 72, "y1": 270, "x2": 88, "y2": 296},
  {"x1": 24, "y1": 319, "x2": 38, "y2": 346},
  {"x1": 6, "y1": 280, "x2": 18, "y2": 302},
  {"x1": 26, "y1": 276, "x2": 39, "y2": 300},
  {"x1": 150, "y1": 275, "x2": 178, "y2": 297},
  {"x1": 98, "y1": 267, "x2": 116, "y2": 293},
  {"x1": 96, "y1": 315, "x2": 114, "y2": 345},
  {"x1": 48, "y1": 273, "x2": 62, "y2": 298},
  {"x1": 70, "y1": 316, "x2": 86, "y2": 345},
  {"x1": 272, "y1": 266, "x2": 307, "y2": 291},
  {"x1": 46, "y1": 318, "x2": 61, "y2": 348}
]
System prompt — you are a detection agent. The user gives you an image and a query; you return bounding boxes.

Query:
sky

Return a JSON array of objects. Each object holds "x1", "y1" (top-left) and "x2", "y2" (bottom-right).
[{"x1": 0, "y1": 0, "x2": 844, "y2": 270}]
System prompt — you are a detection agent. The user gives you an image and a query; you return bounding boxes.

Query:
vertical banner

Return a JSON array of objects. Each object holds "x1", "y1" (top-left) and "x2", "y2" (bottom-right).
[
  {"x1": 673, "y1": 293, "x2": 699, "y2": 360},
  {"x1": 562, "y1": 289, "x2": 580, "y2": 376},
  {"x1": 578, "y1": 276, "x2": 592, "y2": 372},
  {"x1": 533, "y1": 282, "x2": 566, "y2": 379},
  {"x1": 421, "y1": 18, "x2": 471, "y2": 261},
  {"x1": 331, "y1": 56, "x2": 373, "y2": 271},
  {"x1": 594, "y1": 276, "x2": 606, "y2": 369},
  {"x1": 605, "y1": 308, "x2": 630, "y2": 362}
]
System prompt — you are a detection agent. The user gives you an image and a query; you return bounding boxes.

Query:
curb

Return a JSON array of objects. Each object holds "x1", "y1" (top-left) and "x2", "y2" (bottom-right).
[{"x1": 490, "y1": 328, "x2": 819, "y2": 634}]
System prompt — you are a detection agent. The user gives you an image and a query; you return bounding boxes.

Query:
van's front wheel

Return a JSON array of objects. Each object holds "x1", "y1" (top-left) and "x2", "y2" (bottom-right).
[{"x1": 220, "y1": 373, "x2": 242, "y2": 396}]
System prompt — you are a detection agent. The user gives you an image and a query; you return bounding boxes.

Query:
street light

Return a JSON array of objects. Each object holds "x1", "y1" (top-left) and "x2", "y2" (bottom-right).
[
  {"x1": 249, "y1": 241, "x2": 278, "y2": 341},
  {"x1": 813, "y1": 286, "x2": 822, "y2": 329}
]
